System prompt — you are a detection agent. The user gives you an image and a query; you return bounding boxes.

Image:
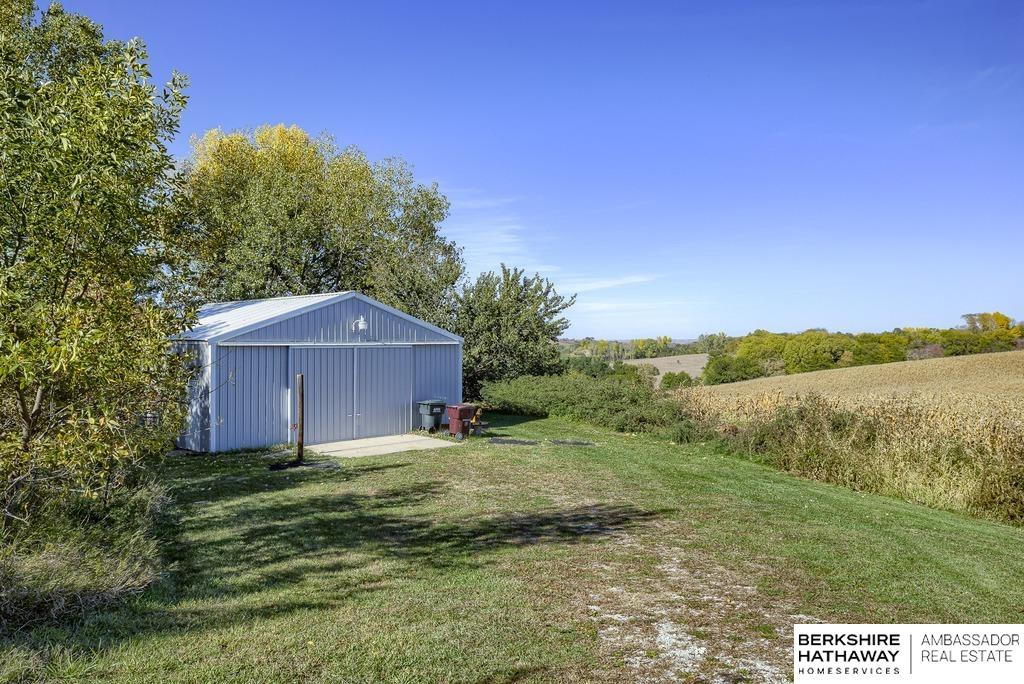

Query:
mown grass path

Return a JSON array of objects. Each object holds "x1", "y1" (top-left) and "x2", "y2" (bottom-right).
[{"x1": 4, "y1": 415, "x2": 1023, "y2": 682}]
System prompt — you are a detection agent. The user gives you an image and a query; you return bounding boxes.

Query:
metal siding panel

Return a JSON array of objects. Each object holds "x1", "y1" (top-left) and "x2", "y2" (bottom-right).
[
  {"x1": 213, "y1": 346, "x2": 288, "y2": 451},
  {"x1": 213, "y1": 345, "x2": 227, "y2": 450},
  {"x1": 175, "y1": 341, "x2": 211, "y2": 451},
  {"x1": 220, "y1": 345, "x2": 233, "y2": 450},
  {"x1": 202, "y1": 345, "x2": 211, "y2": 451},
  {"x1": 456, "y1": 343, "x2": 463, "y2": 404},
  {"x1": 414, "y1": 345, "x2": 460, "y2": 424}
]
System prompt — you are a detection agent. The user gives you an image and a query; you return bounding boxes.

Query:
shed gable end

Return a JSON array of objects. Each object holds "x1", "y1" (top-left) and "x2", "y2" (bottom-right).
[{"x1": 228, "y1": 296, "x2": 454, "y2": 344}]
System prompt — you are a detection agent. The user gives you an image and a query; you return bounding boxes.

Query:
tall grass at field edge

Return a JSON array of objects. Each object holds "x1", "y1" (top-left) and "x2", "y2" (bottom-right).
[
  {"x1": 681, "y1": 391, "x2": 1024, "y2": 522},
  {"x1": 482, "y1": 374, "x2": 1024, "y2": 523}
]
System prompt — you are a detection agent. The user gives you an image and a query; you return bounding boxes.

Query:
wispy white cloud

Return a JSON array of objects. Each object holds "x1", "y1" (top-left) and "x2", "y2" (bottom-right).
[
  {"x1": 441, "y1": 187, "x2": 560, "y2": 276},
  {"x1": 443, "y1": 187, "x2": 522, "y2": 211},
  {"x1": 440, "y1": 186, "x2": 683, "y2": 338},
  {"x1": 444, "y1": 217, "x2": 560, "y2": 276},
  {"x1": 560, "y1": 274, "x2": 658, "y2": 294},
  {"x1": 972, "y1": 65, "x2": 1020, "y2": 91},
  {"x1": 917, "y1": 64, "x2": 1021, "y2": 129}
]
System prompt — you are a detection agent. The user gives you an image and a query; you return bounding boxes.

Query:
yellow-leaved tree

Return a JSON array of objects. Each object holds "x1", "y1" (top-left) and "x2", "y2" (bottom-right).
[{"x1": 181, "y1": 124, "x2": 464, "y2": 329}]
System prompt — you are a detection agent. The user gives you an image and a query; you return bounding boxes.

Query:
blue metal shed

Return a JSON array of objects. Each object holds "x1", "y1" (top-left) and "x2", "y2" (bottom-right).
[{"x1": 175, "y1": 292, "x2": 462, "y2": 452}]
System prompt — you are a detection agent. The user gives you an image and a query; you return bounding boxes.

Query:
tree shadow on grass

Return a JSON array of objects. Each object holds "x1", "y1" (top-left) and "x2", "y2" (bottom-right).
[{"x1": 3, "y1": 449, "x2": 671, "y2": 669}]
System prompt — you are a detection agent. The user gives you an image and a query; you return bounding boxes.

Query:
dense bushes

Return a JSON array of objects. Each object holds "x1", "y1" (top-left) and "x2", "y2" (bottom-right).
[
  {"x1": 1, "y1": 3, "x2": 193, "y2": 628},
  {"x1": 659, "y1": 371, "x2": 693, "y2": 390},
  {"x1": 701, "y1": 355, "x2": 764, "y2": 385},
  {"x1": 482, "y1": 373, "x2": 683, "y2": 433},
  {"x1": 565, "y1": 356, "x2": 614, "y2": 377}
]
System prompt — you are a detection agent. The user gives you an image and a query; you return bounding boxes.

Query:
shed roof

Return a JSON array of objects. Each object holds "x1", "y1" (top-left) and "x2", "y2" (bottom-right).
[{"x1": 177, "y1": 291, "x2": 462, "y2": 344}]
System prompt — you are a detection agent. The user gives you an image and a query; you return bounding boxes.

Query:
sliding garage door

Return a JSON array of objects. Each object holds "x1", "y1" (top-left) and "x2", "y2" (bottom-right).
[
  {"x1": 289, "y1": 346, "x2": 414, "y2": 444},
  {"x1": 290, "y1": 347, "x2": 355, "y2": 444},
  {"x1": 354, "y1": 347, "x2": 413, "y2": 439}
]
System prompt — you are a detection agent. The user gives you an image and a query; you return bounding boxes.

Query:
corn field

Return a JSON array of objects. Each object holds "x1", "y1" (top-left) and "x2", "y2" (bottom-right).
[{"x1": 675, "y1": 351, "x2": 1024, "y2": 522}]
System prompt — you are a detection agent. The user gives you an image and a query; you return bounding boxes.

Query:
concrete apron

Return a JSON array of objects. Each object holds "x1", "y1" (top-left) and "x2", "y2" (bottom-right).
[{"x1": 308, "y1": 433, "x2": 456, "y2": 459}]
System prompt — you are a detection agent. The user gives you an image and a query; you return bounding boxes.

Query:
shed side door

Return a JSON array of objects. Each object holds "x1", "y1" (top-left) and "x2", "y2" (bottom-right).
[
  {"x1": 290, "y1": 347, "x2": 355, "y2": 444},
  {"x1": 354, "y1": 347, "x2": 413, "y2": 439}
]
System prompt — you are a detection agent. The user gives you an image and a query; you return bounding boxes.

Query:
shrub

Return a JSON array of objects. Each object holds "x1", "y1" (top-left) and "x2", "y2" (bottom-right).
[
  {"x1": 701, "y1": 355, "x2": 764, "y2": 385},
  {"x1": 632, "y1": 363, "x2": 659, "y2": 384},
  {"x1": 609, "y1": 361, "x2": 642, "y2": 379},
  {"x1": 660, "y1": 371, "x2": 693, "y2": 390},
  {"x1": 482, "y1": 374, "x2": 682, "y2": 433},
  {"x1": 662, "y1": 417, "x2": 714, "y2": 444},
  {"x1": 565, "y1": 356, "x2": 613, "y2": 378}
]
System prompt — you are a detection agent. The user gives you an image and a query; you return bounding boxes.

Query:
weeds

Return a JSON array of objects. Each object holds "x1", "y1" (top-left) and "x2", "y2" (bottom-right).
[{"x1": 0, "y1": 481, "x2": 167, "y2": 632}]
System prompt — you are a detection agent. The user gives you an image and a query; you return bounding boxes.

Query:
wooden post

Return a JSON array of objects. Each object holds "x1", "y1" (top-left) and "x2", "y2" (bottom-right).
[{"x1": 296, "y1": 372, "x2": 304, "y2": 463}]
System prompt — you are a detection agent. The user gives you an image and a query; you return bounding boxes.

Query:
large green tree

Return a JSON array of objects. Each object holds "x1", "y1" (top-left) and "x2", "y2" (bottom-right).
[
  {"x1": 0, "y1": 1, "x2": 192, "y2": 527},
  {"x1": 781, "y1": 330, "x2": 852, "y2": 374},
  {"x1": 454, "y1": 265, "x2": 575, "y2": 398},
  {"x1": 181, "y1": 125, "x2": 463, "y2": 328}
]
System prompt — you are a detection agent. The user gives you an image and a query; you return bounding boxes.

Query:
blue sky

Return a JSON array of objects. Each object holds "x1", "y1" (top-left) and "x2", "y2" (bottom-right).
[{"x1": 65, "y1": 1, "x2": 1022, "y2": 338}]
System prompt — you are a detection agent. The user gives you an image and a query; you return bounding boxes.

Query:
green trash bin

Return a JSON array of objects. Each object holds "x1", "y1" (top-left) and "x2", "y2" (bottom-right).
[{"x1": 417, "y1": 400, "x2": 446, "y2": 432}]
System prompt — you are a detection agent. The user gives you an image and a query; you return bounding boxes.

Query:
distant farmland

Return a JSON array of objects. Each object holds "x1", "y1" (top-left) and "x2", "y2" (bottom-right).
[
  {"x1": 623, "y1": 353, "x2": 708, "y2": 380},
  {"x1": 700, "y1": 349, "x2": 1024, "y2": 400}
]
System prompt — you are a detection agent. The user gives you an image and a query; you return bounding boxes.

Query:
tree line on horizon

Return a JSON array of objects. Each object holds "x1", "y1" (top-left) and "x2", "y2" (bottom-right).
[{"x1": 561, "y1": 313, "x2": 1023, "y2": 385}]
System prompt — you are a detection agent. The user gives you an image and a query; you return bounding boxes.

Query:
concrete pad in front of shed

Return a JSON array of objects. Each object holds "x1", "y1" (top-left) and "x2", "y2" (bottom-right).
[{"x1": 309, "y1": 433, "x2": 455, "y2": 459}]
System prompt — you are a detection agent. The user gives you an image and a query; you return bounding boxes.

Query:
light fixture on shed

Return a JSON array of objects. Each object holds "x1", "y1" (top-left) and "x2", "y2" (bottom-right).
[{"x1": 351, "y1": 315, "x2": 368, "y2": 333}]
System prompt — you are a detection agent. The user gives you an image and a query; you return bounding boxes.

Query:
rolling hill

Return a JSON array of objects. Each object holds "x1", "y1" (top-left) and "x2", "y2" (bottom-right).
[{"x1": 702, "y1": 350, "x2": 1024, "y2": 400}]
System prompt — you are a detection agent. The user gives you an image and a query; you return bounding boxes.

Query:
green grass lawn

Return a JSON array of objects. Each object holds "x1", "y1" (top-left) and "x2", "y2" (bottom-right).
[{"x1": 4, "y1": 414, "x2": 1023, "y2": 683}]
